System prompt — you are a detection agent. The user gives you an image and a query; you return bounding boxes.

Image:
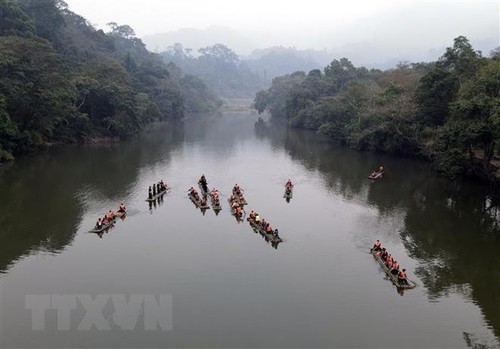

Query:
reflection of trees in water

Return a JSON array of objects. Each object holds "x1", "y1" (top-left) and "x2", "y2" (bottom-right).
[
  {"x1": 401, "y1": 180, "x2": 500, "y2": 341},
  {"x1": 261, "y1": 124, "x2": 500, "y2": 343},
  {"x1": 0, "y1": 122, "x2": 184, "y2": 274}
]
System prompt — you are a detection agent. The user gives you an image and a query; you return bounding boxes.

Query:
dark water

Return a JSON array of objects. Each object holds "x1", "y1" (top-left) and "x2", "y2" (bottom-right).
[{"x1": 0, "y1": 110, "x2": 499, "y2": 348}]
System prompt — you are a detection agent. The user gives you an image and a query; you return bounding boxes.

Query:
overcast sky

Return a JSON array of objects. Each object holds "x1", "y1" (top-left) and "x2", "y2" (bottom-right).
[{"x1": 64, "y1": 0, "x2": 499, "y2": 55}]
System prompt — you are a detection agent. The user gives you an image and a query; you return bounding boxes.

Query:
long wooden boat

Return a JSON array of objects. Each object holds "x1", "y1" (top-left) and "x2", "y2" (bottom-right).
[
  {"x1": 189, "y1": 192, "x2": 210, "y2": 209},
  {"x1": 368, "y1": 171, "x2": 384, "y2": 180},
  {"x1": 283, "y1": 187, "x2": 293, "y2": 199},
  {"x1": 145, "y1": 188, "x2": 168, "y2": 202},
  {"x1": 227, "y1": 198, "x2": 244, "y2": 220},
  {"x1": 88, "y1": 210, "x2": 126, "y2": 233},
  {"x1": 232, "y1": 190, "x2": 247, "y2": 205},
  {"x1": 210, "y1": 196, "x2": 222, "y2": 211},
  {"x1": 198, "y1": 181, "x2": 209, "y2": 196},
  {"x1": 371, "y1": 250, "x2": 416, "y2": 289},
  {"x1": 248, "y1": 218, "x2": 282, "y2": 243}
]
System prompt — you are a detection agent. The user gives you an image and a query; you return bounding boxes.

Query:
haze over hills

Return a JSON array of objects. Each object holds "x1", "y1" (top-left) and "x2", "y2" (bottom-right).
[{"x1": 142, "y1": 25, "x2": 498, "y2": 71}]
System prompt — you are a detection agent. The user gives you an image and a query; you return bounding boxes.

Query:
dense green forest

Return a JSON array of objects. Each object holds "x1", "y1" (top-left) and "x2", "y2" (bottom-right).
[
  {"x1": 254, "y1": 37, "x2": 500, "y2": 182},
  {"x1": 160, "y1": 43, "x2": 263, "y2": 97},
  {"x1": 0, "y1": 0, "x2": 221, "y2": 161}
]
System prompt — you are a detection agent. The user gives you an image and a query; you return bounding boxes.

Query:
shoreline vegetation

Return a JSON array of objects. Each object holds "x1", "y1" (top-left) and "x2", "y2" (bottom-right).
[
  {"x1": 0, "y1": 0, "x2": 221, "y2": 163},
  {"x1": 253, "y1": 36, "x2": 500, "y2": 187}
]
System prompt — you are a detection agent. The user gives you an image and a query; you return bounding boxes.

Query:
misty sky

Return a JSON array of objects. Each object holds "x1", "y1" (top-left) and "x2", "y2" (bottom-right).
[{"x1": 64, "y1": 0, "x2": 499, "y2": 55}]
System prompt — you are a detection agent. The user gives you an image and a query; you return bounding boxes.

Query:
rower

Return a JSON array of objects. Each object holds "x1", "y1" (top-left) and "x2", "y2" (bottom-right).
[
  {"x1": 152, "y1": 184, "x2": 157, "y2": 195},
  {"x1": 118, "y1": 203, "x2": 126, "y2": 213},
  {"x1": 373, "y1": 240, "x2": 382, "y2": 251},
  {"x1": 255, "y1": 214, "x2": 261, "y2": 223},
  {"x1": 398, "y1": 268, "x2": 409, "y2": 285},
  {"x1": 249, "y1": 210, "x2": 256, "y2": 219},
  {"x1": 391, "y1": 261, "x2": 399, "y2": 275},
  {"x1": 148, "y1": 186, "x2": 152, "y2": 200},
  {"x1": 95, "y1": 218, "x2": 103, "y2": 229},
  {"x1": 106, "y1": 210, "x2": 115, "y2": 220},
  {"x1": 286, "y1": 179, "x2": 293, "y2": 188}
]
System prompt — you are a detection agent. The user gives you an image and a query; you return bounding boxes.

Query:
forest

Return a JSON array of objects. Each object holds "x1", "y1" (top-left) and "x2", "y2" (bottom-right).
[
  {"x1": 254, "y1": 37, "x2": 500, "y2": 182},
  {"x1": 0, "y1": 0, "x2": 221, "y2": 161}
]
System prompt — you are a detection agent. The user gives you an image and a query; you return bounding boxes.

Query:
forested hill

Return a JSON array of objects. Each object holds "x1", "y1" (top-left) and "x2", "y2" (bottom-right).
[
  {"x1": 0, "y1": 0, "x2": 221, "y2": 162},
  {"x1": 254, "y1": 37, "x2": 500, "y2": 182}
]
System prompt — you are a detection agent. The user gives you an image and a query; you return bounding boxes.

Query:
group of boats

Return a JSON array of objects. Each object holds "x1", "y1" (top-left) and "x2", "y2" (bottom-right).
[{"x1": 88, "y1": 169, "x2": 419, "y2": 289}]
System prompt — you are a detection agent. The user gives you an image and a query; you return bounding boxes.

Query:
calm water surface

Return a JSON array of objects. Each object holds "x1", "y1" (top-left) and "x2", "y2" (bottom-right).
[{"x1": 0, "y1": 109, "x2": 499, "y2": 348}]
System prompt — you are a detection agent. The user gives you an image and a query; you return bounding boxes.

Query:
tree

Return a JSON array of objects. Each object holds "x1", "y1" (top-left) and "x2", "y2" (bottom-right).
[{"x1": 0, "y1": 0, "x2": 35, "y2": 36}]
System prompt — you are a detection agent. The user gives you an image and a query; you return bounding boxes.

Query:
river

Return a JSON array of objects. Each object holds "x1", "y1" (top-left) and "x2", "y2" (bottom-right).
[{"x1": 0, "y1": 107, "x2": 499, "y2": 348}]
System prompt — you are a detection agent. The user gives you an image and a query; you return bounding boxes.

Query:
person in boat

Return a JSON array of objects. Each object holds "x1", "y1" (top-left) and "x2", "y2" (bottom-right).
[
  {"x1": 238, "y1": 193, "x2": 245, "y2": 202},
  {"x1": 95, "y1": 218, "x2": 103, "y2": 229},
  {"x1": 106, "y1": 210, "x2": 115, "y2": 221},
  {"x1": 148, "y1": 186, "x2": 153, "y2": 200},
  {"x1": 265, "y1": 223, "x2": 273, "y2": 234},
  {"x1": 249, "y1": 210, "x2": 256, "y2": 220},
  {"x1": 398, "y1": 268, "x2": 409, "y2": 285},
  {"x1": 385, "y1": 254, "x2": 393, "y2": 267},
  {"x1": 254, "y1": 214, "x2": 261, "y2": 224},
  {"x1": 380, "y1": 248, "x2": 388, "y2": 261},
  {"x1": 200, "y1": 197, "x2": 207, "y2": 206},
  {"x1": 235, "y1": 206, "x2": 243, "y2": 216},
  {"x1": 260, "y1": 219, "x2": 267, "y2": 228},
  {"x1": 233, "y1": 184, "x2": 240, "y2": 195},
  {"x1": 285, "y1": 179, "x2": 293, "y2": 189},
  {"x1": 379, "y1": 166, "x2": 384, "y2": 173},
  {"x1": 391, "y1": 261, "x2": 400, "y2": 275},
  {"x1": 153, "y1": 184, "x2": 157, "y2": 196},
  {"x1": 273, "y1": 228, "x2": 280, "y2": 238},
  {"x1": 372, "y1": 240, "x2": 382, "y2": 251},
  {"x1": 118, "y1": 203, "x2": 126, "y2": 213},
  {"x1": 369, "y1": 171, "x2": 378, "y2": 179}
]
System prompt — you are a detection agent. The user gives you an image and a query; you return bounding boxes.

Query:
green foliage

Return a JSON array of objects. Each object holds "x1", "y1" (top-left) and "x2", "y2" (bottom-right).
[
  {"x1": 161, "y1": 43, "x2": 262, "y2": 98},
  {"x1": 0, "y1": 2, "x2": 221, "y2": 161},
  {"x1": 0, "y1": 0, "x2": 35, "y2": 36},
  {"x1": 254, "y1": 36, "x2": 499, "y2": 182}
]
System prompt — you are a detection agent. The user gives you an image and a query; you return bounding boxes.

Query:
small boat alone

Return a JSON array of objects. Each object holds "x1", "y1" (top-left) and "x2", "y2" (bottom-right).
[{"x1": 371, "y1": 249, "x2": 416, "y2": 289}]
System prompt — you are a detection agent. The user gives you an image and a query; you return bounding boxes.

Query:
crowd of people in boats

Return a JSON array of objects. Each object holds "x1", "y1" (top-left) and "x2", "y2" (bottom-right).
[
  {"x1": 229, "y1": 184, "x2": 246, "y2": 217},
  {"x1": 248, "y1": 210, "x2": 281, "y2": 239},
  {"x1": 368, "y1": 166, "x2": 384, "y2": 180},
  {"x1": 372, "y1": 240, "x2": 409, "y2": 286},
  {"x1": 148, "y1": 180, "x2": 169, "y2": 199},
  {"x1": 94, "y1": 203, "x2": 127, "y2": 230}
]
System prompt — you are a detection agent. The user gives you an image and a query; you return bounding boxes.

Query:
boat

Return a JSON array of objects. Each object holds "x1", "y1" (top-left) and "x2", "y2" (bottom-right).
[
  {"x1": 371, "y1": 250, "x2": 416, "y2": 289},
  {"x1": 145, "y1": 188, "x2": 168, "y2": 202},
  {"x1": 198, "y1": 181, "x2": 209, "y2": 196},
  {"x1": 283, "y1": 187, "x2": 293, "y2": 199},
  {"x1": 232, "y1": 189, "x2": 247, "y2": 205},
  {"x1": 228, "y1": 198, "x2": 244, "y2": 220},
  {"x1": 88, "y1": 218, "x2": 116, "y2": 233},
  {"x1": 189, "y1": 192, "x2": 210, "y2": 209},
  {"x1": 368, "y1": 171, "x2": 384, "y2": 180},
  {"x1": 210, "y1": 195, "x2": 222, "y2": 211},
  {"x1": 248, "y1": 217, "x2": 282, "y2": 243}
]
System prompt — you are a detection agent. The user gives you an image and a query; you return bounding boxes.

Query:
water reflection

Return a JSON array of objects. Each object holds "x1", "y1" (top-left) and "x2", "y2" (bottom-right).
[
  {"x1": 260, "y1": 121, "x2": 500, "y2": 341},
  {"x1": 0, "y1": 122, "x2": 184, "y2": 273}
]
